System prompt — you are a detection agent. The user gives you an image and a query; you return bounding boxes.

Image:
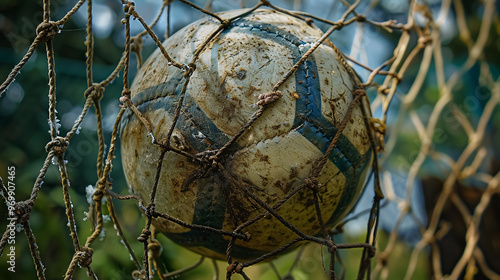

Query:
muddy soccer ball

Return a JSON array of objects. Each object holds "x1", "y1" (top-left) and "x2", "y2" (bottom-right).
[{"x1": 120, "y1": 9, "x2": 373, "y2": 261}]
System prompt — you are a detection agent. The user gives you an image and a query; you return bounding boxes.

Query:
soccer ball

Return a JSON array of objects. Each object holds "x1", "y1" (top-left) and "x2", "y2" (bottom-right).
[{"x1": 120, "y1": 9, "x2": 373, "y2": 261}]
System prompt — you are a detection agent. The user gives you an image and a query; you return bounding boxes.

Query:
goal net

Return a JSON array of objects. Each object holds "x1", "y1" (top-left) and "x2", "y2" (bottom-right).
[{"x1": 0, "y1": 0, "x2": 499, "y2": 279}]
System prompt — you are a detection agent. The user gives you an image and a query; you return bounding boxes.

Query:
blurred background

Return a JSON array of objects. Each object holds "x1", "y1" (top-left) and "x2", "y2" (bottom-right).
[{"x1": 1, "y1": 0, "x2": 499, "y2": 279}]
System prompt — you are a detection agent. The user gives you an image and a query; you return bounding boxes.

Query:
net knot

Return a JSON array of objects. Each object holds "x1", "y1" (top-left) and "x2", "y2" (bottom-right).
[
  {"x1": 196, "y1": 149, "x2": 218, "y2": 164},
  {"x1": 122, "y1": 88, "x2": 132, "y2": 99},
  {"x1": 131, "y1": 269, "x2": 147, "y2": 280},
  {"x1": 327, "y1": 243, "x2": 337, "y2": 254},
  {"x1": 368, "y1": 245, "x2": 376, "y2": 258},
  {"x1": 124, "y1": 2, "x2": 135, "y2": 14},
  {"x1": 119, "y1": 96, "x2": 132, "y2": 108},
  {"x1": 36, "y1": 21, "x2": 59, "y2": 42},
  {"x1": 304, "y1": 177, "x2": 319, "y2": 188},
  {"x1": 305, "y1": 17, "x2": 314, "y2": 26},
  {"x1": 226, "y1": 261, "x2": 244, "y2": 274},
  {"x1": 146, "y1": 203, "x2": 156, "y2": 217},
  {"x1": 84, "y1": 84, "x2": 104, "y2": 102},
  {"x1": 76, "y1": 246, "x2": 94, "y2": 267},
  {"x1": 137, "y1": 229, "x2": 151, "y2": 243},
  {"x1": 93, "y1": 188, "x2": 104, "y2": 201},
  {"x1": 220, "y1": 19, "x2": 231, "y2": 29},
  {"x1": 418, "y1": 35, "x2": 432, "y2": 47},
  {"x1": 370, "y1": 118, "x2": 386, "y2": 134},
  {"x1": 377, "y1": 85, "x2": 389, "y2": 95},
  {"x1": 370, "y1": 118, "x2": 386, "y2": 152},
  {"x1": 183, "y1": 63, "x2": 196, "y2": 77},
  {"x1": 356, "y1": 14, "x2": 367, "y2": 22},
  {"x1": 353, "y1": 88, "x2": 366, "y2": 96},
  {"x1": 14, "y1": 200, "x2": 31, "y2": 224},
  {"x1": 257, "y1": 91, "x2": 282, "y2": 107},
  {"x1": 45, "y1": 136, "x2": 68, "y2": 156}
]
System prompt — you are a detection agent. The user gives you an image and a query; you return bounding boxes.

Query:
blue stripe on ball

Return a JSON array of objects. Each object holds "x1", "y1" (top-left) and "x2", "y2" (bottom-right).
[{"x1": 122, "y1": 68, "x2": 231, "y2": 151}]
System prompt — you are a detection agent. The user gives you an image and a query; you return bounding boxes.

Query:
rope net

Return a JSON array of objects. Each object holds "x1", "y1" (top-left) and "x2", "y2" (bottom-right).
[{"x1": 0, "y1": 0, "x2": 499, "y2": 279}]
